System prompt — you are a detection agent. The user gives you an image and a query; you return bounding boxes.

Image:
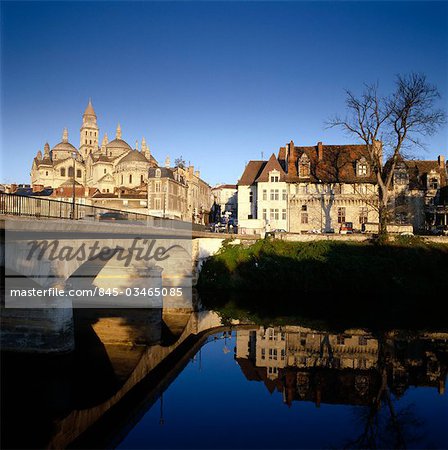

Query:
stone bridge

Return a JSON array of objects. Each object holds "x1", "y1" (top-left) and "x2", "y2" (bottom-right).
[{"x1": 0, "y1": 217, "x2": 257, "y2": 353}]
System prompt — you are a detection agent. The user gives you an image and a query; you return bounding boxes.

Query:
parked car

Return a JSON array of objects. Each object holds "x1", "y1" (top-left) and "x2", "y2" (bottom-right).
[
  {"x1": 99, "y1": 211, "x2": 128, "y2": 221},
  {"x1": 339, "y1": 222, "x2": 353, "y2": 234},
  {"x1": 265, "y1": 229, "x2": 287, "y2": 238}
]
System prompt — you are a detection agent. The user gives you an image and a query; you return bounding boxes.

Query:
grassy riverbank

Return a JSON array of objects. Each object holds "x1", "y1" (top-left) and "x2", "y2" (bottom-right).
[{"x1": 198, "y1": 238, "x2": 448, "y2": 330}]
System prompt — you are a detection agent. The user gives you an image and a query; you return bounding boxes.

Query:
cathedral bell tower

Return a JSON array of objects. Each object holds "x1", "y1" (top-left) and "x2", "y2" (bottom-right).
[{"x1": 79, "y1": 99, "x2": 99, "y2": 159}]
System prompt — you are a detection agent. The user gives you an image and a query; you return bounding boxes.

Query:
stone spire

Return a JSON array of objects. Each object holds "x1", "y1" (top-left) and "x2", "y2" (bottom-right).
[
  {"x1": 165, "y1": 155, "x2": 170, "y2": 168},
  {"x1": 116, "y1": 123, "x2": 122, "y2": 139},
  {"x1": 37, "y1": 150, "x2": 42, "y2": 160},
  {"x1": 142, "y1": 137, "x2": 151, "y2": 160},
  {"x1": 101, "y1": 133, "x2": 108, "y2": 153},
  {"x1": 44, "y1": 142, "x2": 50, "y2": 158},
  {"x1": 62, "y1": 128, "x2": 68, "y2": 143},
  {"x1": 135, "y1": 140, "x2": 139, "y2": 151},
  {"x1": 80, "y1": 98, "x2": 99, "y2": 158},
  {"x1": 83, "y1": 98, "x2": 96, "y2": 118}
]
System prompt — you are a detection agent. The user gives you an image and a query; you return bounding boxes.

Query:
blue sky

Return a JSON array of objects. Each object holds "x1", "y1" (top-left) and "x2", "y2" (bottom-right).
[{"x1": 1, "y1": 1, "x2": 447, "y2": 185}]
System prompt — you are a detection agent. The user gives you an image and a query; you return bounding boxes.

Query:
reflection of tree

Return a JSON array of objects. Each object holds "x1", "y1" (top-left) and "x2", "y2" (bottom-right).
[{"x1": 343, "y1": 336, "x2": 424, "y2": 450}]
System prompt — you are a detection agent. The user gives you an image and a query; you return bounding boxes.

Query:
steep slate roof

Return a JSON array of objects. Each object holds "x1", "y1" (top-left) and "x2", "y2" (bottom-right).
[
  {"x1": 404, "y1": 160, "x2": 447, "y2": 190},
  {"x1": 283, "y1": 144, "x2": 377, "y2": 184},
  {"x1": 238, "y1": 161, "x2": 267, "y2": 186},
  {"x1": 255, "y1": 153, "x2": 286, "y2": 182},
  {"x1": 148, "y1": 167, "x2": 175, "y2": 180}
]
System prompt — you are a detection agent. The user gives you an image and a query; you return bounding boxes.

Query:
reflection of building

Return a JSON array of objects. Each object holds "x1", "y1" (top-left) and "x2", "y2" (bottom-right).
[
  {"x1": 237, "y1": 140, "x2": 447, "y2": 234},
  {"x1": 235, "y1": 327, "x2": 447, "y2": 407}
]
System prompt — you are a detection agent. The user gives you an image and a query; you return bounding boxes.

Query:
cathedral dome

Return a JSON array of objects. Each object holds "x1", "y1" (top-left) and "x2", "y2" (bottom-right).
[
  {"x1": 118, "y1": 150, "x2": 149, "y2": 164},
  {"x1": 52, "y1": 141, "x2": 77, "y2": 153},
  {"x1": 107, "y1": 138, "x2": 132, "y2": 151}
]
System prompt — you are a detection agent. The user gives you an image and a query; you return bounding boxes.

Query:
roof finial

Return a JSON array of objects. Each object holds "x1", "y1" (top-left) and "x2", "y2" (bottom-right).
[
  {"x1": 62, "y1": 127, "x2": 68, "y2": 143},
  {"x1": 116, "y1": 123, "x2": 122, "y2": 139},
  {"x1": 135, "y1": 140, "x2": 139, "y2": 150}
]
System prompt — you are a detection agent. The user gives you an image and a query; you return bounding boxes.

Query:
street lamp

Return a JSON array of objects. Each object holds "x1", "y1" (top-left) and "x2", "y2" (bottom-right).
[{"x1": 72, "y1": 152, "x2": 76, "y2": 220}]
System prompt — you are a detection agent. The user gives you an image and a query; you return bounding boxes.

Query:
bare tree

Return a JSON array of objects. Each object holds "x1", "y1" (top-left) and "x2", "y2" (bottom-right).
[{"x1": 328, "y1": 73, "x2": 446, "y2": 240}]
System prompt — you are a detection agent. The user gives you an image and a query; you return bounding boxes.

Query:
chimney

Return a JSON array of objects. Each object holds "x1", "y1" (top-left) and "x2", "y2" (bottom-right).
[
  {"x1": 373, "y1": 140, "x2": 383, "y2": 164},
  {"x1": 438, "y1": 155, "x2": 445, "y2": 170},
  {"x1": 317, "y1": 142, "x2": 323, "y2": 161},
  {"x1": 195, "y1": 170, "x2": 200, "y2": 178},
  {"x1": 189, "y1": 165, "x2": 194, "y2": 176}
]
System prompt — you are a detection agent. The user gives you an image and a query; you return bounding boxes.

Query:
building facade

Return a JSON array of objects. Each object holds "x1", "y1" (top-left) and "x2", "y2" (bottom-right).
[
  {"x1": 211, "y1": 184, "x2": 238, "y2": 220},
  {"x1": 238, "y1": 140, "x2": 447, "y2": 234}
]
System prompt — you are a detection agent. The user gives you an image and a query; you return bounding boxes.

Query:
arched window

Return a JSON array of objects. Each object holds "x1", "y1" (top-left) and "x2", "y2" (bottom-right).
[
  {"x1": 299, "y1": 154, "x2": 310, "y2": 177},
  {"x1": 77, "y1": 169, "x2": 81, "y2": 178},
  {"x1": 129, "y1": 174, "x2": 132, "y2": 184},
  {"x1": 68, "y1": 166, "x2": 74, "y2": 177},
  {"x1": 61, "y1": 168, "x2": 66, "y2": 177},
  {"x1": 156, "y1": 168, "x2": 161, "y2": 178},
  {"x1": 141, "y1": 174, "x2": 144, "y2": 183}
]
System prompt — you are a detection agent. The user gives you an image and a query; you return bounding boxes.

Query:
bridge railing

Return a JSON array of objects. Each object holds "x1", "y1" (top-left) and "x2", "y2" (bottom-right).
[{"x1": 0, "y1": 192, "x2": 207, "y2": 231}]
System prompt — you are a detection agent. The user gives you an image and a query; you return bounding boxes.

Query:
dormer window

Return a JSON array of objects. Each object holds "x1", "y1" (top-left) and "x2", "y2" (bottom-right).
[
  {"x1": 270, "y1": 171, "x2": 280, "y2": 183},
  {"x1": 429, "y1": 177, "x2": 439, "y2": 190},
  {"x1": 155, "y1": 168, "x2": 161, "y2": 178},
  {"x1": 299, "y1": 154, "x2": 310, "y2": 177},
  {"x1": 357, "y1": 157, "x2": 368, "y2": 177}
]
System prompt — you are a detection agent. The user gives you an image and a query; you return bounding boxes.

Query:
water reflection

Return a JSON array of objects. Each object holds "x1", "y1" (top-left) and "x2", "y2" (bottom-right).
[
  {"x1": 1, "y1": 308, "x2": 447, "y2": 449},
  {"x1": 235, "y1": 327, "x2": 447, "y2": 449}
]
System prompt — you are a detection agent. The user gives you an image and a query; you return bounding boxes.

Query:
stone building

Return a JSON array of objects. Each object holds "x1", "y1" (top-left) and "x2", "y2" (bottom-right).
[
  {"x1": 29, "y1": 100, "x2": 213, "y2": 220},
  {"x1": 238, "y1": 139, "x2": 447, "y2": 234},
  {"x1": 147, "y1": 166, "x2": 189, "y2": 220},
  {"x1": 211, "y1": 184, "x2": 238, "y2": 220},
  {"x1": 31, "y1": 100, "x2": 157, "y2": 202}
]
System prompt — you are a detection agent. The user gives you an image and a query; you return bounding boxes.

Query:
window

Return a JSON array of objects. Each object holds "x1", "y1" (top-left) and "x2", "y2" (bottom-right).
[
  {"x1": 104, "y1": 169, "x2": 107, "y2": 174},
  {"x1": 301, "y1": 213, "x2": 308, "y2": 224},
  {"x1": 68, "y1": 166, "x2": 74, "y2": 177},
  {"x1": 155, "y1": 169, "x2": 161, "y2": 178},
  {"x1": 268, "y1": 329, "x2": 275, "y2": 340},
  {"x1": 301, "y1": 204, "x2": 307, "y2": 212},
  {"x1": 61, "y1": 168, "x2": 66, "y2": 177},
  {"x1": 249, "y1": 191, "x2": 253, "y2": 203},
  {"x1": 155, "y1": 198, "x2": 161, "y2": 209},
  {"x1": 282, "y1": 189, "x2": 287, "y2": 200},
  {"x1": 337, "y1": 335, "x2": 345, "y2": 345},
  {"x1": 358, "y1": 336, "x2": 368, "y2": 346},
  {"x1": 261, "y1": 348, "x2": 266, "y2": 360},
  {"x1": 269, "y1": 348, "x2": 277, "y2": 360},
  {"x1": 282, "y1": 209, "x2": 287, "y2": 220},
  {"x1": 129, "y1": 174, "x2": 132, "y2": 184},
  {"x1": 359, "y1": 207, "x2": 368, "y2": 224},
  {"x1": 270, "y1": 209, "x2": 275, "y2": 221},
  {"x1": 45, "y1": 171, "x2": 48, "y2": 176},
  {"x1": 141, "y1": 174, "x2": 144, "y2": 183},
  {"x1": 274, "y1": 209, "x2": 279, "y2": 220},
  {"x1": 90, "y1": 140, "x2": 92, "y2": 145},
  {"x1": 337, "y1": 207, "x2": 346, "y2": 223},
  {"x1": 121, "y1": 175, "x2": 123, "y2": 184},
  {"x1": 270, "y1": 174, "x2": 279, "y2": 182},
  {"x1": 262, "y1": 209, "x2": 267, "y2": 221},
  {"x1": 281, "y1": 349, "x2": 286, "y2": 360},
  {"x1": 274, "y1": 189, "x2": 279, "y2": 200},
  {"x1": 77, "y1": 169, "x2": 81, "y2": 178},
  {"x1": 262, "y1": 189, "x2": 267, "y2": 201},
  {"x1": 429, "y1": 178, "x2": 439, "y2": 189},
  {"x1": 358, "y1": 163, "x2": 368, "y2": 176}
]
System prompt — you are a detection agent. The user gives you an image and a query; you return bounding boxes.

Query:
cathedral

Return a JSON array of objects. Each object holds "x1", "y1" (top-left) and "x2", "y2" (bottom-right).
[{"x1": 30, "y1": 100, "x2": 158, "y2": 194}]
